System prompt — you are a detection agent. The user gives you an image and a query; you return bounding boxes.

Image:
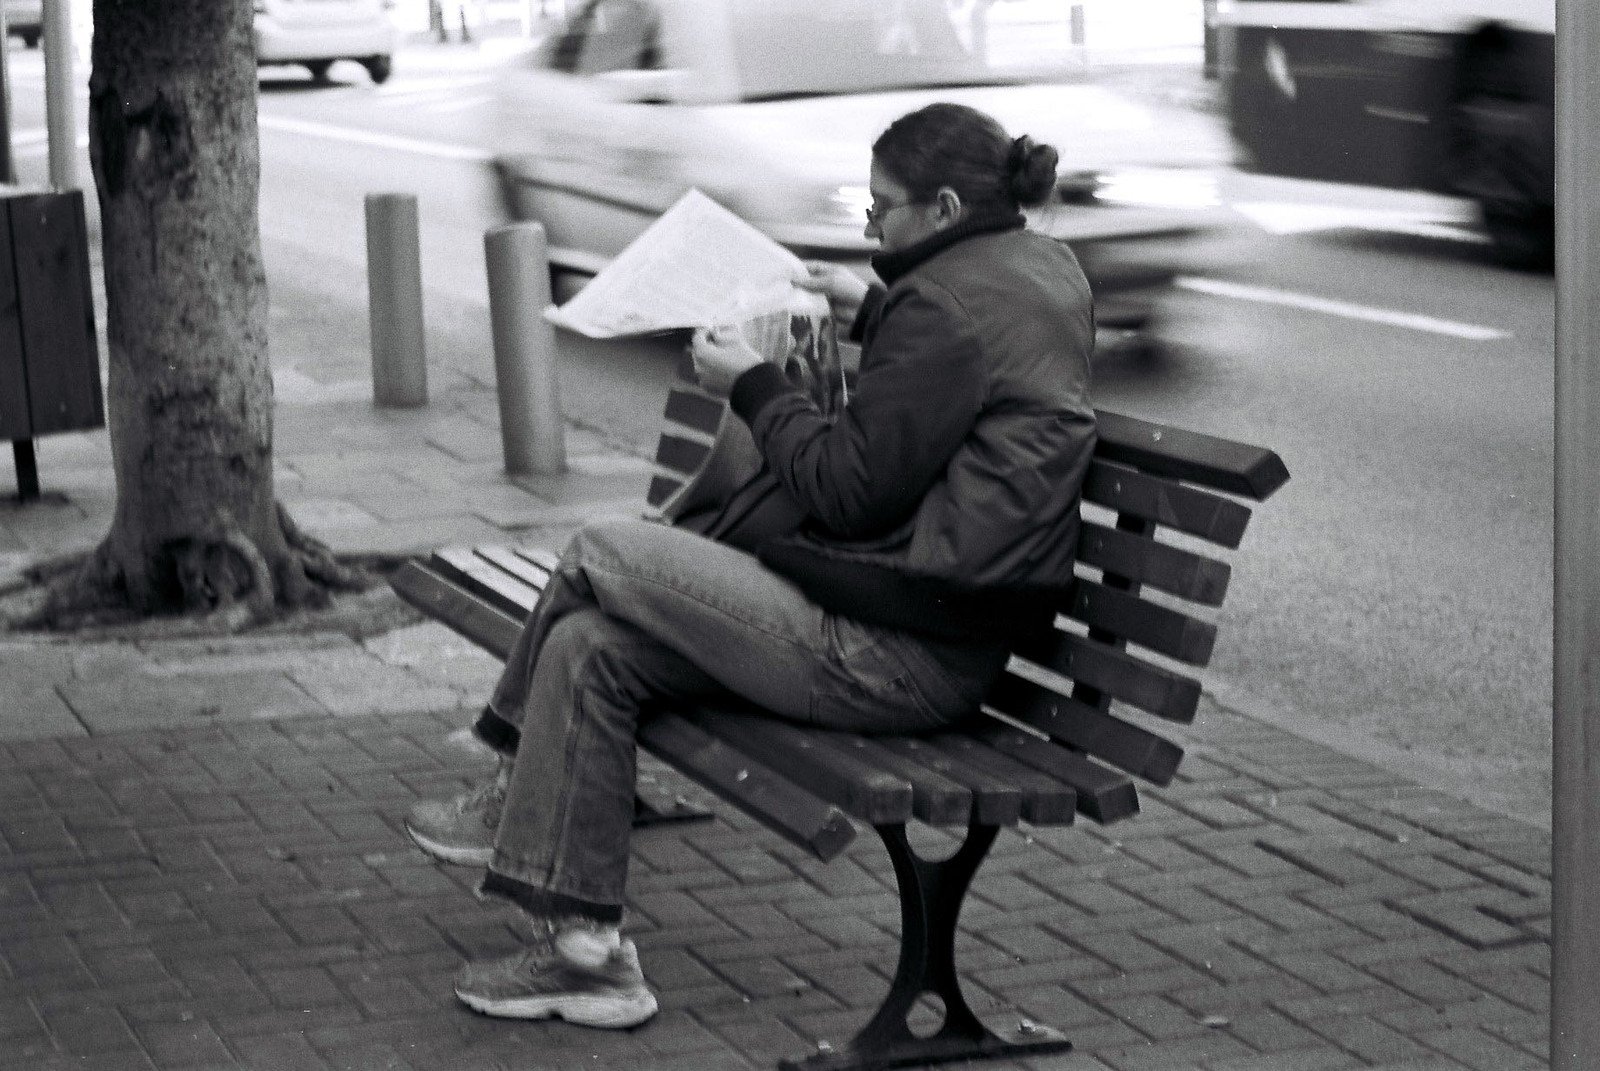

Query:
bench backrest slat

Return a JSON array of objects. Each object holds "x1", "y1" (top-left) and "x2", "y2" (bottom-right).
[
  {"x1": 1083, "y1": 461, "x2": 1253, "y2": 548},
  {"x1": 1094, "y1": 409, "x2": 1291, "y2": 500},
  {"x1": 1064, "y1": 577, "x2": 1217, "y2": 665},
  {"x1": 1013, "y1": 630, "x2": 1202, "y2": 724},
  {"x1": 1077, "y1": 521, "x2": 1231, "y2": 606},
  {"x1": 986, "y1": 674, "x2": 1185, "y2": 785}
]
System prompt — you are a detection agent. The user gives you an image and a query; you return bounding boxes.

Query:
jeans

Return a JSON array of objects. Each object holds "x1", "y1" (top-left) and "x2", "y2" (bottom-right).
[{"x1": 472, "y1": 518, "x2": 1010, "y2": 923}]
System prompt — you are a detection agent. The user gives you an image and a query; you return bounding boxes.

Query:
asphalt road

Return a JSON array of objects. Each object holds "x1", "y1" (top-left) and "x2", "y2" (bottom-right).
[{"x1": 2, "y1": 41, "x2": 1556, "y2": 827}]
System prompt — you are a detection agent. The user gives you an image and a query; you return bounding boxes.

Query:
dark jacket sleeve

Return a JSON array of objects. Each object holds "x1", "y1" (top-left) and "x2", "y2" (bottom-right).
[{"x1": 728, "y1": 286, "x2": 985, "y2": 539}]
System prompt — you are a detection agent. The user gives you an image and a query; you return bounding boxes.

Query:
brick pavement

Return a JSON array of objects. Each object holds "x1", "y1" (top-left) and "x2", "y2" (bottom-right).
[{"x1": 0, "y1": 690, "x2": 1552, "y2": 1071}]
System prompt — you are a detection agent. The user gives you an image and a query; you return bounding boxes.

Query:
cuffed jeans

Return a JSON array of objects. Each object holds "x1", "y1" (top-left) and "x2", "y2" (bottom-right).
[{"x1": 472, "y1": 518, "x2": 1010, "y2": 923}]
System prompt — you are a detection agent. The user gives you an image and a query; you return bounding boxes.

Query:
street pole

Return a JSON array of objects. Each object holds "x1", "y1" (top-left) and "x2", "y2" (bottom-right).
[
  {"x1": 485, "y1": 221, "x2": 566, "y2": 476},
  {"x1": 42, "y1": 0, "x2": 75, "y2": 190},
  {"x1": 1552, "y1": 0, "x2": 1600, "y2": 1067},
  {"x1": 0, "y1": 1, "x2": 14, "y2": 185},
  {"x1": 365, "y1": 193, "x2": 429, "y2": 408}
]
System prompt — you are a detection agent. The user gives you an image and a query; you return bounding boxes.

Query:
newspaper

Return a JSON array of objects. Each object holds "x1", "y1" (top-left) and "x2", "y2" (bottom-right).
[
  {"x1": 546, "y1": 189, "x2": 821, "y2": 338},
  {"x1": 545, "y1": 188, "x2": 845, "y2": 414}
]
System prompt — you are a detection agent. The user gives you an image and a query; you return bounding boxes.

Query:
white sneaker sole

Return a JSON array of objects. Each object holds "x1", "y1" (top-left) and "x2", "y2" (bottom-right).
[
  {"x1": 404, "y1": 822, "x2": 494, "y2": 868},
  {"x1": 455, "y1": 985, "x2": 659, "y2": 1028}
]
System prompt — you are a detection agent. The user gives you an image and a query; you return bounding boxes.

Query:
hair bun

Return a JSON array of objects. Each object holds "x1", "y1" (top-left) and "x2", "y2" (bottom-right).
[{"x1": 1006, "y1": 134, "x2": 1060, "y2": 207}]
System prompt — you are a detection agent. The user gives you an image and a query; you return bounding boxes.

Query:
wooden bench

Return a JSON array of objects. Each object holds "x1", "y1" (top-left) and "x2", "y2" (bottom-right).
[{"x1": 390, "y1": 381, "x2": 1289, "y2": 1071}]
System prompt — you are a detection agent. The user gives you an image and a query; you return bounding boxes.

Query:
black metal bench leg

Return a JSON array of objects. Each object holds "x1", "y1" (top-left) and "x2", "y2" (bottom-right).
[{"x1": 780, "y1": 821, "x2": 1072, "y2": 1071}]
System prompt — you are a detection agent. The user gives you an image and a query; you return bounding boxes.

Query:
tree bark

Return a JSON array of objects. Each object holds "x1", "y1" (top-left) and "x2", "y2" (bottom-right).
[{"x1": 36, "y1": 0, "x2": 362, "y2": 628}]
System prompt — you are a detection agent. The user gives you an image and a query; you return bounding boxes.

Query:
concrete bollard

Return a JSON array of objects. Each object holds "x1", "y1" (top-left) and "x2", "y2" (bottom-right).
[
  {"x1": 484, "y1": 221, "x2": 566, "y2": 476},
  {"x1": 366, "y1": 193, "x2": 428, "y2": 408}
]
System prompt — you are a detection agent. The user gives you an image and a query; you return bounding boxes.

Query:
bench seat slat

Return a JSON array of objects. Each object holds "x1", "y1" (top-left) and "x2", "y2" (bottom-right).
[
  {"x1": 834, "y1": 737, "x2": 975, "y2": 825},
  {"x1": 1064, "y1": 578, "x2": 1217, "y2": 666},
  {"x1": 971, "y1": 726, "x2": 1140, "y2": 823},
  {"x1": 871, "y1": 737, "x2": 1023, "y2": 826},
  {"x1": 987, "y1": 674, "x2": 1184, "y2": 785},
  {"x1": 1094, "y1": 409, "x2": 1291, "y2": 500},
  {"x1": 513, "y1": 545, "x2": 562, "y2": 573},
  {"x1": 919, "y1": 734, "x2": 1077, "y2": 825},
  {"x1": 1083, "y1": 461, "x2": 1252, "y2": 548},
  {"x1": 1077, "y1": 521, "x2": 1230, "y2": 605},
  {"x1": 476, "y1": 545, "x2": 551, "y2": 592},
  {"x1": 389, "y1": 561, "x2": 521, "y2": 660},
  {"x1": 637, "y1": 714, "x2": 857, "y2": 861},
  {"x1": 1015, "y1": 631, "x2": 1202, "y2": 724},
  {"x1": 432, "y1": 547, "x2": 542, "y2": 620},
  {"x1": 688, "y1": 711, "x2": 914, "y2": 825}
]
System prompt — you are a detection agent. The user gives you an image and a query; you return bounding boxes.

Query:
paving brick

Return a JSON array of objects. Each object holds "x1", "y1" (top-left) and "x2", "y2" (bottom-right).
[
  {"x1": 38, "y1": 1002, "x2": 142, "y2": 1057},
  {"x1": 1304, "y1": 1014, "x2": 1434, "y2": 1065},
  {"x1": 1417, "y1": 1025, "x2": 1545, "y2": 1070},
  {"x1": 1387, "y1": 891, "x2": 1536, "y2": 950}
]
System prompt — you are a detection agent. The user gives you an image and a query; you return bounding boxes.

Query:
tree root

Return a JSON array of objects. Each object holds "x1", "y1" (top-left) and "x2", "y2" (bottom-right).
[{"x1": 6, "y1": 501, "x2": 381, "y2": 636}]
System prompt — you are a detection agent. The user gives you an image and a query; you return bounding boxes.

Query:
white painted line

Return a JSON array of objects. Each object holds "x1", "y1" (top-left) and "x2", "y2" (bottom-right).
[
  {"x1": 258, "y1": 114, "x2": 492, "y2": 162},
  {"x1": 1174, "y1": 276, "x2": 1509, "y2": 341}
]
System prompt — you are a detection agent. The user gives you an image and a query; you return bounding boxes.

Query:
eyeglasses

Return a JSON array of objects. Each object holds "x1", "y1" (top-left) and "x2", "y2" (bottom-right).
[{"x1": 865, "y1": 197, "x2": 915, "y2": 228}]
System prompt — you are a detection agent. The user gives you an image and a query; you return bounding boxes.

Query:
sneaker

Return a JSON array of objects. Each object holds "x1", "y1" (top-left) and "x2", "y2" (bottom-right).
[
  {"x1": 454, "y1": 937, "x2": 658, "y2": 1028},
  {"x1": 405, "y1": 778, "x2": 504, "y2": 867}
]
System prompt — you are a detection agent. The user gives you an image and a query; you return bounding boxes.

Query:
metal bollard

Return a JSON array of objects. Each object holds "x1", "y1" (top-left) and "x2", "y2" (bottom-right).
[
  {"x1": 366, "y1": 193, "x2": 428, "y2": 407},
  {"x1": 484, "y1": 221, "x2": 566, "y2": 475}
]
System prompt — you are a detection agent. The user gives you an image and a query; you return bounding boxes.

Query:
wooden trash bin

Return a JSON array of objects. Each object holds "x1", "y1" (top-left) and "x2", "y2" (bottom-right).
[{"x1": 0, "y1": 189, "x2": 102, "y2": 501}]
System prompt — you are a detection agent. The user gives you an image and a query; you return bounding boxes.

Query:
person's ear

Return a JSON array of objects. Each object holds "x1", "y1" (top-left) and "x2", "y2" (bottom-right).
[{"x1": 934, "y1": 186, "x2": 962, "y2": 225}]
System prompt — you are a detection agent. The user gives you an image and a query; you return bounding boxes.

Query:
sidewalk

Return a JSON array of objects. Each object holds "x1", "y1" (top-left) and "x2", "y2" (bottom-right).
[{"x1": 0, "y1": 135, "x2": 1553, "y2": 1071}]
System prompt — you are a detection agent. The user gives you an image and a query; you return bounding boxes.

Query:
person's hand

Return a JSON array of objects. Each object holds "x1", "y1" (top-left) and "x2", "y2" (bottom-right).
[
  {"x1": 795, "y1": 261, "x2": 870, "y2": 327},
  {"x1": 690, "y1": 325, "x2": 764, "y2": 395}
]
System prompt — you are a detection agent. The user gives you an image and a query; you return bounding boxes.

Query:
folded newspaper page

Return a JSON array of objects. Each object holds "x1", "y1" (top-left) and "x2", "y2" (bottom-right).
[
  {"x1": 545, "y1": 189, "x2": 822, "y2": 338},
  {"x1": 546, "y1": 188, "x2": 844, "y2": 414}
]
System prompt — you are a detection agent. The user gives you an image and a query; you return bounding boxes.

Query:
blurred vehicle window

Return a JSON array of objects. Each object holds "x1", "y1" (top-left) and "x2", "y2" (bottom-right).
[
  {"x1": 550, "y1": 0, "x2": 663, "y2": 75},
  {"x1": 727, "y1": 0, "x2": 1083, "y2": 100}
]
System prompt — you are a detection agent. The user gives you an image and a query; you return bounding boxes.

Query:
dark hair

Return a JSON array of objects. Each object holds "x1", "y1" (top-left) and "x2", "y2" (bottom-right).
[{"x1": 872, "y1": 103, "x2": 1060, "y2": 210}]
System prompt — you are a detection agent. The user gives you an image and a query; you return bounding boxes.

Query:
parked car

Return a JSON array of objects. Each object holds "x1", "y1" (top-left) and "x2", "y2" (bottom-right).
[
  {"x1": 491, "y1": 0, "x2": 1234, "y2": 345},
  {"x1": 254, "y1": 0, "x2": 402, "y2": 84},
  {"x1": 3, "y1": 0, "x2": 41, "y2": 49}
]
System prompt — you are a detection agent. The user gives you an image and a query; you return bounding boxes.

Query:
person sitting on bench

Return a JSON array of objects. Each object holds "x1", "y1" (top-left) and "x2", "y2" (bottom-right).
[{"x1": 402, "y1": 101, "x2": 1099, "y2": 1030}]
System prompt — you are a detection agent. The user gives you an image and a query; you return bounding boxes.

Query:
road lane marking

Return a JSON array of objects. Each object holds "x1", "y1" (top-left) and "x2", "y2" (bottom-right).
[
  {"x1": 258, "y1": 114, "x2": 492, "y2": 162},
  {"x1": 1174, "y1": 276, "x2": 1509, "y2": 341}
]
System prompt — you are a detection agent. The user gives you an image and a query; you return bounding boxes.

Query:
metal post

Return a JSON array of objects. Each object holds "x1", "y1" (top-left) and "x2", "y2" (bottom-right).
[
  {"x1": 484, "y1": 221, "x2": 566, "y2": 475},
  {"x1": 0, "y1": 0, "x2": 15, "y2": 185},
  {"x1": 1068, "y1": 2, "x2": 1087, "y2": 69},
  {"x1": 42, "y1": 0, "x2": 75, "y2": 190},
  {"x1": 1553, "y1": 1, "x2": 1600, "y2": 1068},
  {"x1": 365, "y1": 193, "x2": 428, "y2": 408}
]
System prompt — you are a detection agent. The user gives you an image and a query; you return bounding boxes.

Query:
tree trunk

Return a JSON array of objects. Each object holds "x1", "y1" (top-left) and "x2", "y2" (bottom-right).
[{"x1": 40, "y1": 0, "x2": 361, "y2": 627}]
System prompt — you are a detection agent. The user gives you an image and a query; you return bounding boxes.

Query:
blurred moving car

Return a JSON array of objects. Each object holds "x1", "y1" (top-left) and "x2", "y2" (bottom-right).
[
  {"x1": 492, "y1": 0, "x2": 1234, "y2": 347},
  {"x1": 254, "y1": 0, "x2": 402, "y2": 84},
  {"x1": 3, "y1": 0, "x2": 41, "y2": 49}
]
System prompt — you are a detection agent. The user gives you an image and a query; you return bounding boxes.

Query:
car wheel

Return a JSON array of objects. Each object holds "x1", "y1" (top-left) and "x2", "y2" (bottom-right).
[
  {"x1": 305, "y1": 60, "x2": 334, "y2": 84},
  {"x1": 1448, "y1": 26, "x2": 1554, "y2": 271},
  {"x1": 363, "y1": 55, "x2": 393, "y2": 85}
]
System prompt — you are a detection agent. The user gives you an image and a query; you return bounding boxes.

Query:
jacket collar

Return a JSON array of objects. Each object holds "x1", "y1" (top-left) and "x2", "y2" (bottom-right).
[{"x1": 870, "y1": 207, "x2": 1026, "y2": 286}]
